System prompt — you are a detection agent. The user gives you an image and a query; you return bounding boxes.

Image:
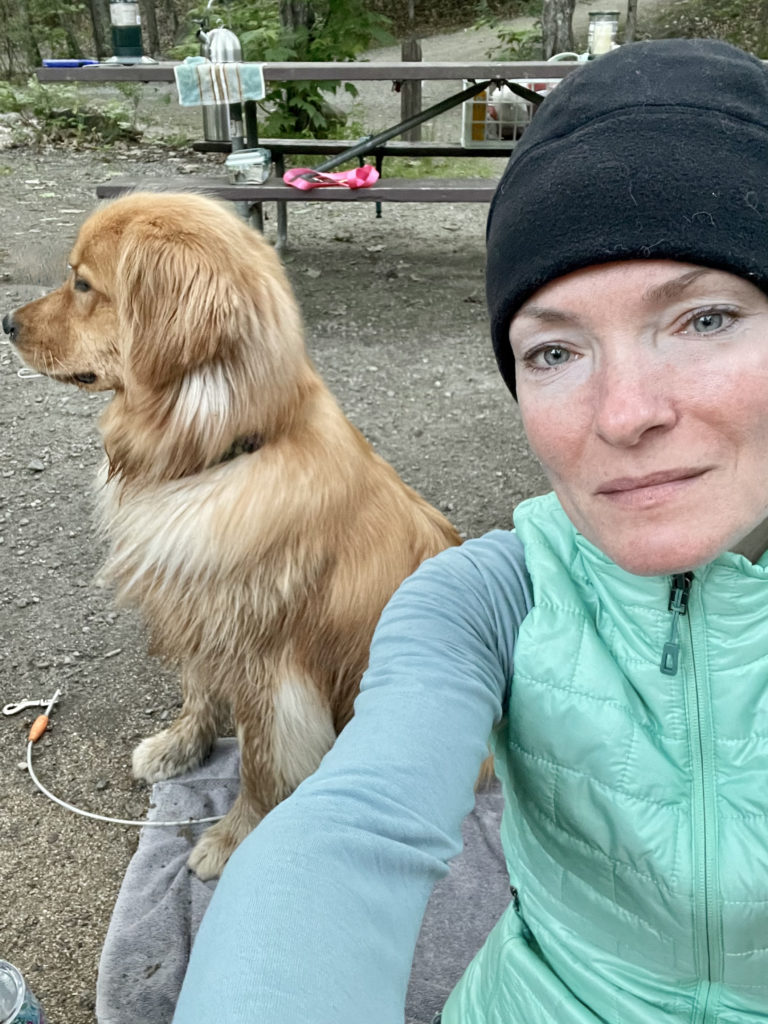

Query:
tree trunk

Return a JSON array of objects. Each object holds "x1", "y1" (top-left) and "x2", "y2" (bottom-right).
[
  {"x1": 541, "y1": 0, "x2": 576, "y2": 59},
  {"x1": 19, "y1": 0, "x2": 42, "y2": 69},
  {"x1": 624, "y1": 0, "x2": 638, "y2": 43},
  {"x1": 59, "y1": 14, "x2": 83, "y2": 58},
  {"x1": 167, "y1": 0, "x2": 180, "y2": 49},
  {"x1": 280, "y1": 0, "x2": 315, "y2": 37},
  {"x1": 1, "y1": 0, "x2": 17, "y2": 74},
  {"x1": 279, "y1": 2, "x2": 316, "y2": 132},
  {"x1": 85, "y1": 0, "x2": 110, "y2": 61},
  {"x1": 139, "y1": 0, "x2": 161, "y2": 57}
]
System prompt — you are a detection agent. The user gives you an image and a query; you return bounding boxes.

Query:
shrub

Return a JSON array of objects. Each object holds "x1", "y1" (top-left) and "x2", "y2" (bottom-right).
[
  {"x1": 0, "y1": 78, "x2": 141, "y2": 145},
  {"x1": 173, "y1": 0, "x2": 393, "y2": 138}
]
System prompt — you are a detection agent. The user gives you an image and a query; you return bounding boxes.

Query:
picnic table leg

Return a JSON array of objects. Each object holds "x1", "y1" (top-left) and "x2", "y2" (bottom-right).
[
  {"x1": 225, "y1": 101, "x2": 252, "y2": 223},
  {"x1": 273, "y1": 153, "x2": 288, "y2": 252},
  {"x1": 243, "y1": 101, "x2": 259, "y2": 148},
  {"x1": 249, "y1": 203, "x2": 264, "y2": 233},
  {"x1": 375, "y1": 152, "x2": 383, "y2": 220},
  {"x1": 275, "y1": 203, "x2": 288, "y2": 251}
]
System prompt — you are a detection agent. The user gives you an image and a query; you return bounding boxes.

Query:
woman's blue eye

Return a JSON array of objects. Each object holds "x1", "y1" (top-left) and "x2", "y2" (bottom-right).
[
  {"x1": 542, "y1": 346, "x2": 570, "y2": 366},
  {"x1": 692, "y1": 311, "x2": 724, "y2": 333}
]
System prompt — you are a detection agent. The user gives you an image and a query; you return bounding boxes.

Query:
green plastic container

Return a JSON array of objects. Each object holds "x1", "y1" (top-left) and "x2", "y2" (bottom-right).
[{"x1": 109, "y1": 0, "x2": 143, "y2": 58}]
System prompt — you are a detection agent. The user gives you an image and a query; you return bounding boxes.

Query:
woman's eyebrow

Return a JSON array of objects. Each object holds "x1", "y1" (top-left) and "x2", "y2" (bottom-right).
[
  {"x1": 514, "y1": 305, "x2": 579, "y2": 324},
  {"x1": 641, "y1": 268, "x2": 715, "y2": 304},
  {"x1": 515, "y1": 269, "x2": 725, "y2": 325}
]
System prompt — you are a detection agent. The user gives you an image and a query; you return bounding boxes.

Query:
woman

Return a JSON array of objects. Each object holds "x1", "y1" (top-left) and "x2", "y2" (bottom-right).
[{"x1": 173, "y1": 38, "x2": 768, "y2": 1023}]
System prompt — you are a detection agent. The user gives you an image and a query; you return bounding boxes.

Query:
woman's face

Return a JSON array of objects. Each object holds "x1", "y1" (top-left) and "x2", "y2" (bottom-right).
[{"x1": 510, "y1": 260, "x2": 768, "y2": 576}]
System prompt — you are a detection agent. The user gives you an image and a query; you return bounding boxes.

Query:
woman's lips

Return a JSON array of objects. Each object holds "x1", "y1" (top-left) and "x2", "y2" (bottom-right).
[{"x1": 596, "y1": 469, "x2": 708, "y2": 507}]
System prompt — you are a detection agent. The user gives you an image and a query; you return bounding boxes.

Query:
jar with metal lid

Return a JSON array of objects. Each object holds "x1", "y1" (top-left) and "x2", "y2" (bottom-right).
[
  {"x1": 0, "y1": 961, "x2": 46, "y2": 1024},
  {"x1": 225, "y1": 148, "x2": 272, "y2": 184}
]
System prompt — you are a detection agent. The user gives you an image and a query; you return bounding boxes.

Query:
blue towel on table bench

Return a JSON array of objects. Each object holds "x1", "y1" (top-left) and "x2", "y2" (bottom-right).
[{"x1": 174, "y1": 56, "x2": 266, "y2": 106}]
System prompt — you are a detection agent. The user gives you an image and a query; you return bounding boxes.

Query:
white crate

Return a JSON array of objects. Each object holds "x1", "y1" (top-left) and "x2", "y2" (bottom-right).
[{"x1": 460, "y1": 79, "x2": 561, "y2": 148}]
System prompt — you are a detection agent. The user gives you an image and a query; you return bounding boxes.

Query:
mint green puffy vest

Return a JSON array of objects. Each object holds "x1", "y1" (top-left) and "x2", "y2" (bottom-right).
[{"x1": 443, "y1": 493, "x2": 768, "y2": 1024}]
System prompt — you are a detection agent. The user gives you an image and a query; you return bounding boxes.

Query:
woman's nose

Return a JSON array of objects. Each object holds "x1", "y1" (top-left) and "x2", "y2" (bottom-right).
[{"x1": 593, "y1": 358, "x2": 677, "y2": 447}]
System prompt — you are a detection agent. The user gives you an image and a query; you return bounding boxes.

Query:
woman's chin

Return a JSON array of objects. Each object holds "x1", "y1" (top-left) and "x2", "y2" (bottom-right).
[
  {"x1": 599, "y1": 518, "x2": 768, "y2": 576},
  {"x1": 595, "y1": 536, "x2": 721, "y2": 578}
]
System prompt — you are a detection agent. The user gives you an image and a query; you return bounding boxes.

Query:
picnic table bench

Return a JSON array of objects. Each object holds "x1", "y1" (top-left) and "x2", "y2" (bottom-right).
[
  {"x1": 184, "y1": 135, "x2": 519, "y2": 248},
  {"x1": 36, "y1": 60, "x2": 579, "y2": 249},
  {"x1": 95, "y1": 174, "x2": 499, "y2": 249},
  {"x1": 95, "y1": 174, "x2": 497, "y2": 204}
]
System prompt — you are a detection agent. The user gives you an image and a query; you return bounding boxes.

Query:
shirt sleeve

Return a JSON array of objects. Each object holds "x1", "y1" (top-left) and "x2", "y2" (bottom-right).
[{"x1": 172, "y1": 530, "x2": 531, "y2": 1024}]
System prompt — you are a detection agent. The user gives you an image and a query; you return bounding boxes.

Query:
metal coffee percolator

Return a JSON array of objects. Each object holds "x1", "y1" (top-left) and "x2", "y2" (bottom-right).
[{"x1": 196, "y1": 7, "x2": 243, "y2": 143}]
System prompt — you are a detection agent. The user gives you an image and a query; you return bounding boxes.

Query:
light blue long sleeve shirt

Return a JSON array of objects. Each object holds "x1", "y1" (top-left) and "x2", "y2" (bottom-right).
[{"x1": 172, "y1": 531, "x2": 531, "y2": 1023}]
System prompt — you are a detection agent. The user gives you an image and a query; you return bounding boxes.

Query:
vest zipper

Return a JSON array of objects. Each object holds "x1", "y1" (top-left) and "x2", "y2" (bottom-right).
[
  {"x1": 679, "y1": 579, "x2": 722, "y2": 1019},
  {"x1": 660, "y1": 572, "x2": 693, "y2": 675}
]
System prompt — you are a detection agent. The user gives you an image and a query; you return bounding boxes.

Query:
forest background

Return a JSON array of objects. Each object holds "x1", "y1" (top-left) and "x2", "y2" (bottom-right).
[{"x1": 2, "y1": 0, "x2": 768, "y2": 149}]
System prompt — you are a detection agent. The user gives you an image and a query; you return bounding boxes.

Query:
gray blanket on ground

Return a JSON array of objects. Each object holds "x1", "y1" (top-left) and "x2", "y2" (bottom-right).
[{"x1": 95, "y1": 740, "x2": 508, "y2": 1024}]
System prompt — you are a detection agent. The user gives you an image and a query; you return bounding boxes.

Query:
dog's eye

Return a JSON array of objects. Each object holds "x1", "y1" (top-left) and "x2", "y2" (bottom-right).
[{"x1": 74, "y1": 278, "x2": 91, "y2": 293}]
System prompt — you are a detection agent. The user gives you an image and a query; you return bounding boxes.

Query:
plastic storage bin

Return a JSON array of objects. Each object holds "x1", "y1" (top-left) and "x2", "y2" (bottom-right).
[{"x1": 460, "y1": 79, "x2": 561, "y2": 148}]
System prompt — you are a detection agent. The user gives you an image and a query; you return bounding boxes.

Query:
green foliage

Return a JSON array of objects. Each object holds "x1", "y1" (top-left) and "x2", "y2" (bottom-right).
[
  {"x1": 0, "y1": 0, "x2": 92, "y2": 76},
  {"x1": 174, "y1": 0, "x2": 393, "y2": 138},
  {"x1": 114, "y1": 82, "x2": 144, "y2": 129},
  {"x1": 641, "y1": 0, "x2": 768, "y2": 56},
  {"x1": 168, "y1": 0, "x2": 281, "y2": 61},
  {"x1": 161, "y1": 129, "x2": 197, "y2": 147},
  {"x1": 0, "y1": 78, "x2": 141, "y2": 144},
  {"x1": 473, "y1": 2, "x2": 544, "y2": 61},
  {"x1": 483, "y1": 24, "x2": 543, "y2": 60}
]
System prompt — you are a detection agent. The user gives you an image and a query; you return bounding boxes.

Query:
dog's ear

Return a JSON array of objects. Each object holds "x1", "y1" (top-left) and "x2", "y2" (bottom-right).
[{"x1": 116, "y1": 217, "x2": 245, "y2": 387}]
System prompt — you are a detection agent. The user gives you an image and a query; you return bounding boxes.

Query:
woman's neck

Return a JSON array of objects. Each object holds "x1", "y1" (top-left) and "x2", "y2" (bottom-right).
[{"x1": 732, "y1": 517, "x2": 768, "y2": 563}]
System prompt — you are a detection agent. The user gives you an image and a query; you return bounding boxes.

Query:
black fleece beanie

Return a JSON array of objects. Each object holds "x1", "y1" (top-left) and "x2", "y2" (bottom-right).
[{"x1": 486, "y1": 38, "x2": 768, "y2": 397}]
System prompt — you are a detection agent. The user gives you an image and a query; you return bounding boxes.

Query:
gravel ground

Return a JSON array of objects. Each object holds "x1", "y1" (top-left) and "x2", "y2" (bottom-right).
[{"x1": 0, "y1": 22, "x2": 560, "y2": 1023}]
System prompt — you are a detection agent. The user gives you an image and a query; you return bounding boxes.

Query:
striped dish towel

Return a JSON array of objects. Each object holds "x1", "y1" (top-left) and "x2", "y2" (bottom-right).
[{"x1": 174, "y1": 57, "x2": 265, "y2": 106}]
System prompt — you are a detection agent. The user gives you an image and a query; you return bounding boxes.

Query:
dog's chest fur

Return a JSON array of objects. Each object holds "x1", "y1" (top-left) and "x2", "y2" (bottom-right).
[{"x1": 96, "y1": 463, "x2": 299, "y2": 660}]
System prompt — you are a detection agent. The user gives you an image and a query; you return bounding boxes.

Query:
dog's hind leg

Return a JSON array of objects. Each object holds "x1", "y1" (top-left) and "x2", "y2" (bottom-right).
[
  {"x1": 187, "y1": 672, "x2": 336, "y2": 880},
  {"x1": 132, "y1": 664, "x2": 225, "y2": 784}
]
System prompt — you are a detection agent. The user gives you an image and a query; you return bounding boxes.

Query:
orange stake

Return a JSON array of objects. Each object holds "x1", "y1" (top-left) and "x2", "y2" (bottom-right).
[{"x1": 28, "y1": 689, "x2": 61, "y2": 743}]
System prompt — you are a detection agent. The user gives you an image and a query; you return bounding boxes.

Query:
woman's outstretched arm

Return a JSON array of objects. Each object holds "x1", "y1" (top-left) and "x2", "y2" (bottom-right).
[{"x1": 173, "y1": 531, "x2": 531, "y2": 1024}]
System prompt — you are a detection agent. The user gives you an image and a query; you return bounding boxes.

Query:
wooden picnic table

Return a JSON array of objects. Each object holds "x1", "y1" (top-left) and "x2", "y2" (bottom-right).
[
  {"x1": 36, "y1": 60, "x2": 577, "y2": 85},
  {"x1": 35, "y1": 60, "x2": 581, "y2": 248}
]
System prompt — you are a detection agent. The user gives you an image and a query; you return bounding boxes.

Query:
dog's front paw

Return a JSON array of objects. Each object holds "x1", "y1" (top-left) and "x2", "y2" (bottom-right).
[
  {"x1": 132, "y1": 729, "x2": 206, "y2": 783},
  {"x1": 187, "y1": 822, "x2": 239, "y2": 881}
]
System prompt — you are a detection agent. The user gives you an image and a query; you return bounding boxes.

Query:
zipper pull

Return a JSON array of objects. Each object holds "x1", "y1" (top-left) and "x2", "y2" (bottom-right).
[{"x1": 660, "y1": 572, "x2": 693, "y2": 676}]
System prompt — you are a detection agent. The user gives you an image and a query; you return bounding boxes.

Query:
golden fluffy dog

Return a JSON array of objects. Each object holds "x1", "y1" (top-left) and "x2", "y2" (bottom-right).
[{"x1": 4, "y1": 192, "x2": 461, "y2": 879}]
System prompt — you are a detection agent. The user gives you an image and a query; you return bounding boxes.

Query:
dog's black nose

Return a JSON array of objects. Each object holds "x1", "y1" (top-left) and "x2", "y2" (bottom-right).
[{"x1": 2, "y1": 312, "x2": 16, "y2": 339}]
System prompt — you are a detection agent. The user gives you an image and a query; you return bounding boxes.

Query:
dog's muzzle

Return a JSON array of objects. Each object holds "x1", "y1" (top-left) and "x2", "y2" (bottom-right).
[{"x1": 2, "y1": 312, "x2": 17, "y2": 341}]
